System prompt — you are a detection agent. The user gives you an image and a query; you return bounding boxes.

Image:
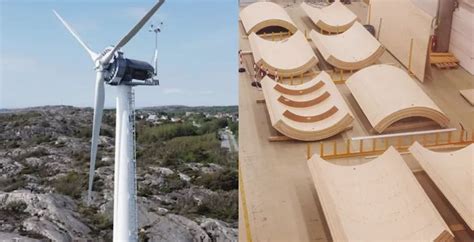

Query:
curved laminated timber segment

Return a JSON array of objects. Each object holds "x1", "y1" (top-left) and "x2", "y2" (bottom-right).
[
  {"x1": 249, "y1": 31, "x2": 318, "y2": 78},
  {"x1": 307, "y1": 147, "x2": 453, "y2": 241},
  {"x1": 261, "y1": 72, "x2": 353, "y2": 141},
  {"x1": 239, "y1": 1, "x2": 298, "y2": 35},
  {"x1": 300, "y1": 1, "x2": 357, "y2": 33},
  {"x1": 309, "y1": 22, "x2": 384, "y2": 70},
  {"x1": 409, "y1": 142, "x2": 474, "y2": 230},
  {"x1": 346, "y1": 64, "x2": 449, "y2": 133}
]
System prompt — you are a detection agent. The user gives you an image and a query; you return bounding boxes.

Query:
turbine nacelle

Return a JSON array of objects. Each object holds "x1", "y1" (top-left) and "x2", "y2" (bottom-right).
[{"x1": 104, "y1": 51, "x2": 159, "y2": 86}]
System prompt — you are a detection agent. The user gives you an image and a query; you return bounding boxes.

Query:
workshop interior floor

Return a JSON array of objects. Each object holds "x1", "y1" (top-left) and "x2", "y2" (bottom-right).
[{"x1": 238, "y1": 1, "x2": 474, "y2": 241}]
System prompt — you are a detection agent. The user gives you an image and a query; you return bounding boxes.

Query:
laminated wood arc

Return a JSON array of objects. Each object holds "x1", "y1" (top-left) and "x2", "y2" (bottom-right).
[
  {"x1": 409, "y1": 142, "x2": 474, "y2": 230},
  {"x1": 309, "y1": 22, "x2": 384, "y2": 70},
  {"x1": 346, "y1": 64, "x2": 449, "y2": 133},
  {"x1": 300, "y1": 1, "x2": 357, "y2": 33},
  {"x1": 307, "y1": 147, "x2": 452, "y2": 241},
  {"x1": 239, "y1": 1, "x2": 298, "y2": 34},
  {"x1": 261, "y1": 71, "x2": 353, "y2": 141},
  {"x1": 249, "y1": 31, "x2": 318, "y2": 77}
]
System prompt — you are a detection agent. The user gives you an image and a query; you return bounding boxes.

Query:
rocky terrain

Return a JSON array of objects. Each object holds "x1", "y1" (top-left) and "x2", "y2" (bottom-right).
[{"x1": 0, "y1": 105, "x2": 238, "y2": 241}]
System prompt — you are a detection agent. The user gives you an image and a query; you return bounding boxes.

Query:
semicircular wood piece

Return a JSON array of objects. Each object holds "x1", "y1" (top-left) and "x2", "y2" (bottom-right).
[
  {"x1": 283, "y1": 106, "x2": 338, "y2": 123},
  {"x1": 310, "y1": 22, "x2": 384, "y2": 70},
  {"x1": 346, "y1": 64, "x2": 449, "y2": 133},
  {"x1": 301, "y1": 1, "x2": 357, "y2": 33},
  {"x1": 307, "y1": 147, "x2": 452, "y2": 241},
  {"x1": 260, "y1": 71, "x2": 354, "y2": 141},
  {"x1": 249, "y1": 31, "x2": 318, "y2": 77},
  {"x1": 409, "y1": 142, "x2": 474, "y2": 230},
  {"x1": 278, "y1": 91, "x2": 330, "y2": 107},
  {"x1": 239, "y1": 2, "x2": 298, "y2": 34},
  {"x1": 274, "y1": 80, "x2": 325, "y2": 95}
]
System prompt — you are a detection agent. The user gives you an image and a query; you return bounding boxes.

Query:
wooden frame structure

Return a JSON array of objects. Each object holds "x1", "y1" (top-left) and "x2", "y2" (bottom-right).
[
  {"x1": 309, "y1": 22, "x2": 384, "y2": 70},
  {"x1": 239, "y1": 1, "x2": 298, "y2": 35},
  {"x1": 307, "y1": 147, "x2": 453, "y2": 241},
  {"x1": 261, "y1": 72, "x2": 353, "y2": 141},
  {"x1": 300, "y1": 1, "x2": 357, "y2": 34},
  {"x1": 346, "y1": 64, "x2": 450, "y2": 133}
]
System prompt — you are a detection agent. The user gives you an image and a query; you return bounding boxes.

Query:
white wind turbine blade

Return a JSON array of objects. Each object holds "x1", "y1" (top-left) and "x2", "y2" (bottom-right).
[
  {"x1": 87, "y1": 72, "x2": 105, "y2": 203},
  {"x1": 53, "y1": 10, "x2": 99, "y2": 61},
  {"x1": 101, "y1": 0, "x2": 165, "y2": 64}
]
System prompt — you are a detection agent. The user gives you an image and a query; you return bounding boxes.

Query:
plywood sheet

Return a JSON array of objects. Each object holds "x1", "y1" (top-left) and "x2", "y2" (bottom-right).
[
  {"x1": 249, "y1": 31, "x2": 318, "y2": 77},
  {"x1": 369, "y1": 0, "x2": 434, "y2": 81},
  {"x1": 449, "y1": 4, "x2": 474, "y2": 74},
  {"x1": 239, "y1": 2, "x2": 298, "y2": 34},
  {"x1": 300, "y1": 1, "x2": 357, "y2": 33},
  {"x1": 409, "y1": 143, "x2": 474, "y2": 230},
  {"x1": 346, "y1": 64, "x2": 449, "y2": 133},
  {"x1": 261, "y1": 72, "x2": 353, "y2": 141},
  {"x1": 310, "y1": 22, "x2": 384, "y2": 70},
  {"x1": 307, "y1": 147, "x2": 451, "y2": 241}
]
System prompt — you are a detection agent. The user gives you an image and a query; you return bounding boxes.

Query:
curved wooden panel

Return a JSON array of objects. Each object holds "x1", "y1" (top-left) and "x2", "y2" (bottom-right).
[
  {"x1": 409, "y1": 142, "x2": 474, "y2": 230},
  {"x1": 301, "y1": 1, "x2": 357, "y2": 33},
  {"x1": 274, "y1": 80, "x2": 325, "y2": 95},
  {"x1": 307, "y1": 147, "x2": 451, "y2": 241},
  {"x1": 278, "y1": 91, "x2": 330, "y2": 108},
  {"x1": 240, "y1": 2, "x2": 297, "y2": 34},
  {"x1": 310, "y1": 22, "x2": 384, "y2": 70},
  {"x1": 283, "y1": 106, "x2": 338, "y2": 123},
  {"x1": 346, "y1": 64, "x2": 449, "y2": 133}
]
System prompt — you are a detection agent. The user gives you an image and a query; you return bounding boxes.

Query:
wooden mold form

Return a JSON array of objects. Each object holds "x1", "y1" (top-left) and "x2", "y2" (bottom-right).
[
  {"x1": 239, "y1": 2, "x2": 298, "y2": 35},
  {"x1": 459, "y1": 89, "x2": 474, "y2": 106},
  {"x1": 307, "y1": 147, "x2": 453, "y2": 241},
  {"x1": 261, "y1": 71, "x2": 353, "y2": 141},
  {"x1": 409, "y1": 142, "x2": 474, "y2": 230},
  {"x1": 346, "y1": 64, "x2": 450, "y2": 133},
  {"x1": 300, "y1": 1, "x2": 357, "y2": 33},
  {"x1": 249, "y1": 31, "x2": 318, "y2": 78},
  {"x1": 309, "y1": 22, "x2": 384, "y2": 70}
]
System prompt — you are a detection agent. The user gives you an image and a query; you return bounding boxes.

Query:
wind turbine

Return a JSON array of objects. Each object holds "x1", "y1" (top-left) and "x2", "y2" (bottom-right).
[{"x1": 53, "y1": 1, "x2": 165, "y2": 241}]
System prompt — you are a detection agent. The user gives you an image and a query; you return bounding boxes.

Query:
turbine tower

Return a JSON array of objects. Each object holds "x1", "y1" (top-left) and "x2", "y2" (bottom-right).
[{"x1": 53, "y1": 1, "x2": 165, "y2": 241}]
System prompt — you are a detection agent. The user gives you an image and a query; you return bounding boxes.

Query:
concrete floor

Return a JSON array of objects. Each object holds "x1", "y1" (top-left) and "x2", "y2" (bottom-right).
[{"x1": 238, "y1": 1, "x2": 474, "y2": 241}]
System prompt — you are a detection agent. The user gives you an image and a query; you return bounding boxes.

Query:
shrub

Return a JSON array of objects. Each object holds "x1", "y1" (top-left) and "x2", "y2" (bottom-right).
[
  {"x1": 195, "y1": 168, "x2": 238, "y2": 191},
  {"x1": 53, "y1": 171, "x2": 86, "y2": 199},
  {"x1": 5, "y1": 200, "x2": 27, "y2": 213}
]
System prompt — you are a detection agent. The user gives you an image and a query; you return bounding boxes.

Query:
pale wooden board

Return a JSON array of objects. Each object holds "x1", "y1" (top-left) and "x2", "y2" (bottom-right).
[
  {"x1": 300, "y1": 1, "x2": 357, "y2": 33},
  {"x1": 307, "y1": 147, "x2": 451, "y2": 241},
  {"x1": 409, "y1": 143, "x2": 474, "y2": 230},
  {"x1": 309, "y1": 22, "x2": 384, "y2": 70},
  {"x1": 449, "y1": 4, "x2": 474, "y2": 74},
  {"x1": 346, "y1": 64, "x2": 450, "y2": 133},
  {"x1": 239, "y1": 2, "x2": 297, "y2": 34},
  {"x1": 249, "y1": 31, "x2": 318, "y2": 77},
  {"x1": 260, "y1": 72, "x2": 353, "y2": 141},
  {"x1": 369, "y1": 0, "x2": 433, "y2": 82},
  {"x1": 460, "y1": 89, "x2": 474, "y2": 105}
]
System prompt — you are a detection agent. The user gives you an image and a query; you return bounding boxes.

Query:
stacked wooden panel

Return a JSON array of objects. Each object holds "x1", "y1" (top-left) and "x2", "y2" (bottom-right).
[
  {"x1": 307, "y1": 147, "x2": 452, "y2": 241},
  {"x1": 346, "y1": 64, "x2": 450, "y2": 133},
  {"x1": 309, "y1": 22, "x2": 384, "y2": 70},
  {"x1": 300, "y1": 1, "x2": 357, "y2": 33},
  {"x1": 249, "y1": 31, "x2": 318, "y2": 77},
  {"x1": 409, "y1": 142, "x2": 474, "y2": 230},
  {"x1": 239, "y1": 1, "x2": 298, "y2": 35},
  {"x1": 261, "y1": 72, "x2": 353, "y2": 141}
]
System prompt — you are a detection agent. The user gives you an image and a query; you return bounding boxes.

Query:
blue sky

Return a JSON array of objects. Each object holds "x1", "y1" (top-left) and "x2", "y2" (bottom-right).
[{"x1": 0, "y1": 0, "x2": 237, "y2": 108}]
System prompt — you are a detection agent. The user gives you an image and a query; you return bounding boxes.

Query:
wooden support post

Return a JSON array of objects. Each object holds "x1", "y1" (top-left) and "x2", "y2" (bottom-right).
[
  {"x1": 447, "y1": 131, "x2": 452, "y2": 143},
  {"x1": 290, "y1": 76, "x2": 294, "y2": 85},
  {"x1": 340, "y1": 69, "x2": 343, "y2": 82},
  {"x1": 460, "y1": 129, "x2": 464, "y2": 142},
  {"x1": 359, "y1": 139, "x2": 364, "y2": 152},
  {"x1": 408, "y1": 38, "x2": 414, "y2": 75},
  {"x1": 397, "y1": 136, "x2": 402, "y2": 149},
  {"x1": 272, "y1": 32, "x2": 275, "y2": 41},
  {"x1": 384, "y1": 137, "x2": 389, "y2": 149},
  {"x1": 367, "y1": 3, "x2": 372, "y2": 24},
  {"x1": 320, "y1": 142, "x2": 324, "y2": 156},
  {"x1": 304, "y1": 29, "x2": 307, "y2": 39},
  {"x1": 333, "y1": 141, "x2": 337, "y2": 155},
  {"x1": 346, "y1": 139, "x2": 351, "y2": 154},
  {"x1": 307, "y1": 143, "x2": 311, "y2": 160},
  {"x1": 372, "y1": 138, "x2": 376, "y2": 151},
  {"x1": 435, "y1": 133, "x2": 439, "y2": 145},
  {"x1": 422, "y1": 135, "x2": 427, "y2": 145}
]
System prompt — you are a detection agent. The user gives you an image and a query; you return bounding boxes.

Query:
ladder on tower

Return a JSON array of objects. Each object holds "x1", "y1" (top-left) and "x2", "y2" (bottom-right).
[{"x1": 128, "y1": 88, "x2": 138, "y2": 237}]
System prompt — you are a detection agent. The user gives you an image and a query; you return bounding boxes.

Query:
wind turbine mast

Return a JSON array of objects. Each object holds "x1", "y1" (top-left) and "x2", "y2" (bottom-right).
[{"x1": 53, "y1": 1, "x2": 165, "y2": 241}]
